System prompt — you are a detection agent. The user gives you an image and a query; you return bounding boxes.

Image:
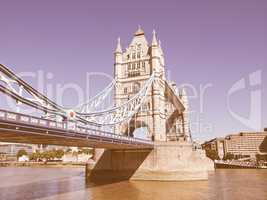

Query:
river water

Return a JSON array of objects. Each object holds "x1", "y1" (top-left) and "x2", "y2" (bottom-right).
[{"x1": 0, "y1": 167, "x2": 266, "y2": 200}]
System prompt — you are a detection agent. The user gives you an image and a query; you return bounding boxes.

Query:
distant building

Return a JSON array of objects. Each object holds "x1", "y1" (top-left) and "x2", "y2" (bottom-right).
[
  {"x1": 224, "y1": 132, "x2": 267, "y2": 157},
  {"x1": 62, "y1": 153, "x2": 92, "y2": 163},
  {"x1": 0, "y1": 142, "x2": 80, "y2": 158},
  {"x1": 0, "y1": 143, "x2": 33, "y2": 157},
  {"x1": 18, "y1": 155, "x2": 29, "y2": 162},
  {"x1": 201, "y1": 138, "x2": 224, "y2": 160},
  {"x1": 202, "y1": 130, "x2": 267, "y2": 159},
  {"x1": 33, "y1": 144, "x2": 69, "y2": 152}
]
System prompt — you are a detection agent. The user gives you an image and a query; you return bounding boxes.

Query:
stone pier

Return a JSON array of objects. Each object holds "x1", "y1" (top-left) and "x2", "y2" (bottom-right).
[{"x1": 86, "y1": 141, "x2": 214, "y2": 182}]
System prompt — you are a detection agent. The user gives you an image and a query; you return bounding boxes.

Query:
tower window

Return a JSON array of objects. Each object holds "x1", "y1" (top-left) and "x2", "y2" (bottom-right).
[
  {"x1": 132, "y1": 53, "x2": 136, "y2": 59},
  {"x1": 127, "y1": 63, "x2": 131, "y2": 70},
  {"x1": 128, "y1": 71, "x2": 140, "y2": 77},
  {"x1": 137, "y1": 62, "x2": 140, "y2": 69},
  {"x1": 137, "y1": 52, "x2": 141, "y2": 59},
  {"x1": 124, "y1": 87, "x2": 128, "y2": 94},
  {"x1": 133, "y1": 82, "x2": 140, "y2": 93},
  {"x1": 142, "y1": 61, "x2": 145, "y2": 68}
]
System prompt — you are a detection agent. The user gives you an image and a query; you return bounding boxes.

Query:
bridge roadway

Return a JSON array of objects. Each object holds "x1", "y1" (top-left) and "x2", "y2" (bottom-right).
[{"x1": 0, "y1": 109, "x2": 153, "y2": 149}]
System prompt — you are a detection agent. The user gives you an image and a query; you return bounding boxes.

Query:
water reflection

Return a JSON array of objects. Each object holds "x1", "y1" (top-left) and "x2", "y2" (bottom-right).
[{"x1": 0, "y1": 167, "x2": 266, "y2": 200}]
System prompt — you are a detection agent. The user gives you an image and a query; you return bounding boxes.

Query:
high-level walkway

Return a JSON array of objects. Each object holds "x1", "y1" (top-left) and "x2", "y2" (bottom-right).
[{"x1": 0, "y1": 109, "x2": 153, "y2": 149}]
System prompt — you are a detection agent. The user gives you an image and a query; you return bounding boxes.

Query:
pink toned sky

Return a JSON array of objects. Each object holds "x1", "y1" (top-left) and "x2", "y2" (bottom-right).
[{"x1": 0, "y1": 0, "x2": 266, "y2": 141}]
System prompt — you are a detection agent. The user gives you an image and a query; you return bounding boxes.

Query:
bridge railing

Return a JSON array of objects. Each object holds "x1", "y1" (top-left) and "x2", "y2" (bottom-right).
[{"x1": 0, "y1": 109, "x2": 153, "y2": 145}]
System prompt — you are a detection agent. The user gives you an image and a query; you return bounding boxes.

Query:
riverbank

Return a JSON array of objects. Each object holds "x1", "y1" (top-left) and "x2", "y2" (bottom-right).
[
  {"x1": 214, "y1": 160, "x2": 267, "y2": 169},
  {"x1": 0, "y1": 161, "x2": 85, "y2": 168}
]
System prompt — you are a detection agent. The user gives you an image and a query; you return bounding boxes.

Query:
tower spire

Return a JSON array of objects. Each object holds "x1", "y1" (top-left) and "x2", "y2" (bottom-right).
[
  {"x1": 115, "y1": 37, "x2": 122, "y2": 53},
  {"x1": 152, "y1": 29, "x2": 158, "y2": 46},
  {"x1": 158, "y1": 39, "x2": 164, "y2": 56},
  {"x1": 134, "y1": 25, "x2": 145, "y2": 36}
]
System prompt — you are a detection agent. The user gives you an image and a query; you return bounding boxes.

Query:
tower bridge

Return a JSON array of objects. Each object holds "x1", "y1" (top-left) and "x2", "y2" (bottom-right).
[{"x1": 0, "y1": 27, "x2": 213, "y2": 181}]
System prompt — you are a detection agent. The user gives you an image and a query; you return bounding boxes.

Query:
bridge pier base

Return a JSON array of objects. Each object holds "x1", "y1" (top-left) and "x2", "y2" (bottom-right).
[{"x1": 86, "y1": 142, "x2": 214, "y2": 182}]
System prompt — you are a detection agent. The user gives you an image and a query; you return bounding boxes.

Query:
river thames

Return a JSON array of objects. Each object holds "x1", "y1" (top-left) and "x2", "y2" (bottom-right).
[{"x1": 0, "y1": 167, "x2": 266, "y2": 200}]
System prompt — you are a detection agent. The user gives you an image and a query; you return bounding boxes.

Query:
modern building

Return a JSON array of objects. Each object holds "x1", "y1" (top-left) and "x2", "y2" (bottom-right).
[
  {"x1": 202, "y1": 130, "x2": 267, "y2": 159},
  {"x1": 224, "y1": 132, "x2": 267, "y2": 157}
]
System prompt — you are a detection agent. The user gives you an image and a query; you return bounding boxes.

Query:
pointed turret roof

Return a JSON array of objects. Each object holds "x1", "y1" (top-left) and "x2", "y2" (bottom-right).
[
  {"x1": 129, "y1": 26, "x2": 148, "y2": 50},
  {"x1": 134, "y1": 25, "x2": 145, "y2": 36},
  {"x1": 115, "y1": 37, "x2": 122, "y2": 53},
  {"x1": 159, "y1": 39, "x2": 164, "y2": 55},
  {"x1": 152, "y1": 29, "x2": 158, "y2": 46}
]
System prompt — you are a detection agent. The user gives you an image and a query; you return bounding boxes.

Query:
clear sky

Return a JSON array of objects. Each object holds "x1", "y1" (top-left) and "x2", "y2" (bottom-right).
[{"x1": 0, "y1": 0, "x2": 266, "y2": 141}]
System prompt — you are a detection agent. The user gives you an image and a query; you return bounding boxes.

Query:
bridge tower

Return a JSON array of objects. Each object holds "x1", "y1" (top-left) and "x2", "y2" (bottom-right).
[
  {"x1": 114, "y1": 26, "x2": 167, "y2": 141},
  {"x1": 87, "y1": 27, "x2": 214, "y2": 182}
]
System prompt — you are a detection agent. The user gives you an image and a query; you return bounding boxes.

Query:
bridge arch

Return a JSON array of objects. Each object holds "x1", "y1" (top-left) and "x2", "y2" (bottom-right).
[{"x1": 122, "y1": 119, "x2": 151, "y2": 140}]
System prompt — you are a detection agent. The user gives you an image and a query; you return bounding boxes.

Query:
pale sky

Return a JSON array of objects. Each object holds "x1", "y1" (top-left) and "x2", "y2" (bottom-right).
[{"x1": 0, "y1": 0, "x2": 266, "y2": 141}]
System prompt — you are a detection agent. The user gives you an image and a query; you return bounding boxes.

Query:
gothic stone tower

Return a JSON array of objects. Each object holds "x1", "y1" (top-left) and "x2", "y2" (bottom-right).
[
  {"x1": 114, "y1": 27, "x2": 168, "y2": 141},
  {"x1": 87, "y1": 27, "x2": 214, "y2": 182}
]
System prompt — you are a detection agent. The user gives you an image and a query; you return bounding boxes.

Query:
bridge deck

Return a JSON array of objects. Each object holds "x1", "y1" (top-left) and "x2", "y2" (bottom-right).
[{"x1": 0, "y1": 110, "x2": 153, "y2": 149}]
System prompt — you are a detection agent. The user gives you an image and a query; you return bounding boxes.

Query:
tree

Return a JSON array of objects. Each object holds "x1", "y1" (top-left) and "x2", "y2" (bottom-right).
[
  {"x1": 29, "y1": 152, "x2": 37, "y2": 161},
  {"x1": 17, "y1": 149, "x2": 28, "y2": 159},
  {"x1": 65, "y1": 148, "x2": 72, "y2": 153},
  {"x1": 29, "y1": 151, "x2": 43, "y2": 162},
  {"x1": 36, "y1": 151, "x2": 42, "y2": 161},
  {"x1": 256, "y1": 153, "x2": 267, "y2": 162},
  {"x1": 78, "y1": 148, "x2": 94, "y2": 155},
  {"x1": 49, "y1": 150, "x2": 56, "y2": 160},
  {"x1": 205, "y1": 149, "x2": 219, "y2": 160},
  {"x1": 55, "y1": 149, "x2": 64, "y2": 159},
  {"x1": 41, "y1": 151, "x2": 52, "y2": 161},
  {"x1": 223, "y1": 153, "x2": 235, "y2": 160},
  {"x1": 72, "y1": 151, "x2": 78, "y2": 157}
]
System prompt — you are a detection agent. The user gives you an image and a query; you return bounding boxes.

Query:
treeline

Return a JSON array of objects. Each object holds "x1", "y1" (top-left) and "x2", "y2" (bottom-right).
[
  {"x1": 30, "y1": 149, "x2": 65, "y2": 161},
  {"x1": 17, "y1": 148, "x2": 94, "y2": 162},
  {"x1": 17, "y1": 149, "x2": 65, "y2": 161}
]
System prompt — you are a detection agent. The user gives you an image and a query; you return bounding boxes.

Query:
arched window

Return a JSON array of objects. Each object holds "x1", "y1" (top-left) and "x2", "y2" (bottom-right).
[
  {"x1": 124, "y1": 87, "x2": 128, "y2": 94},
  {"x1": 137, "y1": 62, "x2": 140, "y2": 69},
  {"x1": 132, "y1": 52, "x2": 136, "y2": 59},
  {"x1": 133, "y1": 82, "x2": 140, "y2": 93},
  {"x1": 137, "y1": 52, "x2": 141, "y2": 59}
]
